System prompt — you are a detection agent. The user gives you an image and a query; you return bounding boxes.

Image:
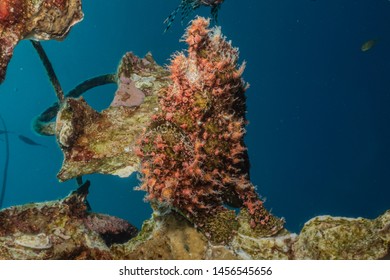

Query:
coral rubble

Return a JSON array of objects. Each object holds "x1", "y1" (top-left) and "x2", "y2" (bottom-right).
[
  {"x1": 0, "y1": 0, "x2": 83, "y2": 83},
  {"x1": 137, "y1": 17, "x2": 284, "y2": 241}
]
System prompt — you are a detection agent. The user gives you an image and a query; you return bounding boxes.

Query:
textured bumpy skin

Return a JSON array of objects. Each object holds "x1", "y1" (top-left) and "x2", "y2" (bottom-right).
[{"x1": 138, "y1": 18, "x2": 284, "y2": 241}]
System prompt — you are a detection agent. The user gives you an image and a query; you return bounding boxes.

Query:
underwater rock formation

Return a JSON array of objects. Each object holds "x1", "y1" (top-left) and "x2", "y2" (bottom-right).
[
  {"x1": 55, "y1": 53, "x2": 170, "y2": 181},
  {"x1": 114, "y1": 209, "x2": 389, "y2": 260},
  {"x1": 0, "y1": 0, "x2": 83, "y2": 83},
  {"x1": 137, "y1": 17, "x2": 284, "y2": 241},
  {"x1": 0, "y1": 190, "x2": 137, "y2": 260},
  {"x1": 0, "y1": 197, "x2": 388, "y2": 260},
  {"x1": 293, "y1": 212, "x2": 390, "y2": 259},
  {"x1": 112, "y1": 209, "x2": 248, "y2": 260},
  {"x1": 111, "y1": 208, "x2": 297, "y2": 260}
]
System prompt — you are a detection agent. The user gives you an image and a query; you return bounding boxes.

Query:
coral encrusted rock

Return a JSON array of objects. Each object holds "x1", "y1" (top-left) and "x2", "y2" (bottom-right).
[
  {"x1": 1, "y1": 200, "x2": 388, "y2": 259},
  {"x1": 292, "y1": 211, "x2": 390, "y2": 259},
  {"x1": 0, "y1": 0, "x2": 83, "y2": 83},
  {"x1": 111, "y1": 209, "x2": 389, "y2": 260},
  {"x1": 0, "y1": 190, "x2": 137, "y2": 260},
  {"x1": 55, "y1": 52, "x2": 170, "y2": 181}
]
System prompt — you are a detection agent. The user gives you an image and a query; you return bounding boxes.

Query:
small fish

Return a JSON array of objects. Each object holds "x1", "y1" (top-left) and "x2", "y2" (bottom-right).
[
  {"x1": 361, "y1": 39, "x2": 377, "y2": 52},
  {"x1": 164, "y1": 0, "x2": 225, "y2": 32},
  {"x1": 18, "y1": 134, "x2": 46, "y2": 147}
]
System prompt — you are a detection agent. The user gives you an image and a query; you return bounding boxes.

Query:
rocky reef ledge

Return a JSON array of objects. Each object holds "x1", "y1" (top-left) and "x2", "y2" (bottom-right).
[{"x1": 0, "y1": 191, "x2": 388, "y2": 260}]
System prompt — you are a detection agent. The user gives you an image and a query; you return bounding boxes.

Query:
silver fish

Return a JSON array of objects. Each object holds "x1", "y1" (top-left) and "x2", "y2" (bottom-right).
[{"x1": 164, "y1": 0, "x2": 225, "y2": 32}]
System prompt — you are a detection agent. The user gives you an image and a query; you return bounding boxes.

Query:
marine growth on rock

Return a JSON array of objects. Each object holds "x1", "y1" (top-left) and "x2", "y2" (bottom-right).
[{"x1": 0, "y1": 0, "x2": 83, "y2": 84}]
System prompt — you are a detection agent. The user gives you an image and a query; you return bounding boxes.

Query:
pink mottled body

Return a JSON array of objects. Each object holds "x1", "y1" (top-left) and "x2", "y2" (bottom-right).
[{"x1": 138, "y1": 18, "x2": 279, "y2": 234}]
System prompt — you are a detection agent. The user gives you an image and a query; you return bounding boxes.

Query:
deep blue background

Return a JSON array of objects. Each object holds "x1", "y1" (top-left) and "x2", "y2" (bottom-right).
[{"x1": 0, "y1": 0, "x2": 389, "y2": 233}]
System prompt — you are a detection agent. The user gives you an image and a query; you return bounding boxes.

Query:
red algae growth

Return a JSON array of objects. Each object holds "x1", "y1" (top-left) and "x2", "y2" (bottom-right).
[{"x1": 137, "y1": 18, "x2": 284, "y2": 241}]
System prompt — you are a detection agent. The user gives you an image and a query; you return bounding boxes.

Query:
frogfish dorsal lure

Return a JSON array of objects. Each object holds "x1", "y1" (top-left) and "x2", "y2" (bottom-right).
[{"x1": 164, "y1": 0, "x2": 225, "y2": 32}]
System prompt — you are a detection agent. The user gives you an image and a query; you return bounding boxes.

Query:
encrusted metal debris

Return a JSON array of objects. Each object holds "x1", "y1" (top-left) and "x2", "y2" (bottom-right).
[{"x1": 55, "y1": 52, "x2": 170, "y2": 181}]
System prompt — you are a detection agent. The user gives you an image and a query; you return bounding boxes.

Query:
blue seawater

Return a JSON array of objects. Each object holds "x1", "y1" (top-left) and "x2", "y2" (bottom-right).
[{"x1": 0, "y1": 0, "x2": 389, "y2": 233}]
